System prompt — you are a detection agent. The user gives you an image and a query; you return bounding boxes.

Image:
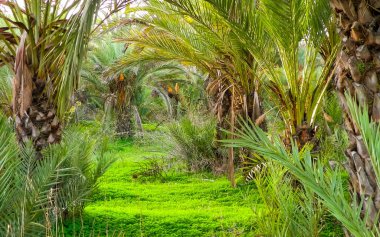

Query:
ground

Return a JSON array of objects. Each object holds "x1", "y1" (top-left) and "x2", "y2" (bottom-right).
[{"x1": 64, "y1": 131, "x2": 257, "y2": 236}]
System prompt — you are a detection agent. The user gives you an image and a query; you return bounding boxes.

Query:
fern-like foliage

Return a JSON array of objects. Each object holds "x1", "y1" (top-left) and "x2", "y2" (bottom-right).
[
  {"x1": 224, "y1": 119, "x2": 378, "y2": 236},
  {"x1": 0, "y1": 116, "x2": 116, "y2": 236}
]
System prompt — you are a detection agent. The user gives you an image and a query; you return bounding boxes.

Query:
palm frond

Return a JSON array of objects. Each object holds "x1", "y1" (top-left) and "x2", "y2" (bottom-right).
[
  {"x1": 347, "y1": 95, "x2": 380, "y2": 188},
  {"x1": 224, "y1": 120, "x2": 376, "y2": 236},
  {"x1": 0, "y1": 66, "x2": 13, "y2": 115},
  {"x1": 0, "y1": 119, "x2": 116, "y2": 235}
]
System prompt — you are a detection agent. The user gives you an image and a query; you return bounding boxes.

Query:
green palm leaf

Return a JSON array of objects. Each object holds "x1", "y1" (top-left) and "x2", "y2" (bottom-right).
[{"x1": 224, "y1": 120, "x2": 377, "y2": 236}]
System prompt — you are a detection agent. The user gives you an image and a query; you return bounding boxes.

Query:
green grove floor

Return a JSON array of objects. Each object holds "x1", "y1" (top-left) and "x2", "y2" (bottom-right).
[{"x1": 64, "y1": 138, "x2": 258, "y2": 236}]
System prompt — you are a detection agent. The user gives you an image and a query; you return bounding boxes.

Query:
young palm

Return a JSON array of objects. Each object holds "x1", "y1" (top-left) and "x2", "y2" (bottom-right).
[
  {"x1": 258, "y1": 0, "x2": 339, "y2": 146},
  {"x1": 0, "y1": 114, "x2": 115, "y2": 236},
  {"x1": 226, "y1": 119, "x2": 377, "y2": 236}
]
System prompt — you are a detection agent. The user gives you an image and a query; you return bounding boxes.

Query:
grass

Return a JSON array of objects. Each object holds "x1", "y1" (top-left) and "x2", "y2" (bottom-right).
[{"x1": 64, "y1": 134, "x2": 257, "y2": 236}]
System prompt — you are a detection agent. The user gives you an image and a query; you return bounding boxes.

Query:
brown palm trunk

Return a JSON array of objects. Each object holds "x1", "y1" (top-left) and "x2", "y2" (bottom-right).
[
  {"x1": 116, "y1": 107, "x2": 132, "y2": 137},
  {"x1": 13, "y1": 33, "x2": 62, "y2": 157},
  {"x1": 14, "y1": 96, "x2": 62, "y2": 156},
  {"x1": 113, "y1": 74, "x2": 134, "y2": 137},
  {"x1": 330, "y1": 0, "x2": 380, "y2": 227}
]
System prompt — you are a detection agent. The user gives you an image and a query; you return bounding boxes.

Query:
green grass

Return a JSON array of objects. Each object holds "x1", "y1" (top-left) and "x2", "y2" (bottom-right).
[{"x1": 64, "y1": 137, "x2": 257, "y2": 236}]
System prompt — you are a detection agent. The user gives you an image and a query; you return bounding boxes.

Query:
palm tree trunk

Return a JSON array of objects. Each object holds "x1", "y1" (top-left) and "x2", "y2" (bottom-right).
[
  {"x1": 133, "y1": 105, "x2": 144, "y2": 133},
  {"x1": 13, "y1": 33, "x2": 62, "y2": 157},
  {"x1": 330, "y1": 0, "x2": 380, "y2": 227},
  {"x1": 14, "y1": 96, "x2": 62, "y2": 157},
  {"x1": 116, "y1": 107, "x2": 132, "y2": 137}
]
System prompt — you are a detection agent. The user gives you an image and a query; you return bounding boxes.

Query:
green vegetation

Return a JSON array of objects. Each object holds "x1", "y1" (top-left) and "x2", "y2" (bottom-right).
[
  {"x1": 0, "y1": 117, "x2": 115, "y2": 236},
  {"x1": 1, "y1": 0, "x2": 380, "y2": 236},
  {"x1": 167, "y1": 114, "x2": 219, "y2": 172},
  {"x1": 64, "y1": 136, "x2": 256, "y2": 236}
]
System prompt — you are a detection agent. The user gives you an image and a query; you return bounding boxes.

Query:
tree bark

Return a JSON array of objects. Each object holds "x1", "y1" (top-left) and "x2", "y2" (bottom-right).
[
  {"x1": 330, "y1": 0, "x2": 380, "y2": 227},
  {"x1": 110, "y1": 73, "x2": 134, "y2": 137},
  {"x1": 14, "y1": 97, "x2": 62, "y2": 157}
]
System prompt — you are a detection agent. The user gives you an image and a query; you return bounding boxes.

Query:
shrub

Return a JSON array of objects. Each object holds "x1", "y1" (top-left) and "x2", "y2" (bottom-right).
[
  {"x1": 167, "y1": 114, "x2": 217, "y2": 172},
  {"x1": 132, "y1": 156, "x2": 168, "y2": 182},
  {"x1": 0, "y1": 116, "x2": 116, "y2": 236}
]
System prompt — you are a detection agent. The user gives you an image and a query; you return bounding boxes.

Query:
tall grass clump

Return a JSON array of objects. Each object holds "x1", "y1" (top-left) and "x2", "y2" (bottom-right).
[{"x1": 167, "y1": 114, "x2": 218, "y2": 172}]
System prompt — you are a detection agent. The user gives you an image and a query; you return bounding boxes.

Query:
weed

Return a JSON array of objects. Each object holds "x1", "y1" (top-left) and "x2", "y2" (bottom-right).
[{"x1": 132, "y1": 157, "x2": 168, "y2": 182}]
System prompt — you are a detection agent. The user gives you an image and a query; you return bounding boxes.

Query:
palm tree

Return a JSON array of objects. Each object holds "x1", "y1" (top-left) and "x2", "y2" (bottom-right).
[
  {"x1": 257, "y1": 0, "x2": 339, "y2": 146},
  {"x1": 203, "y1": 0, "x2": 340, "y2": 147},
  {"x1": 329, "y1": 0, "x2": 380, "y2": 227},
  {"x1": 82, "y1": 38, "x2": 135, "y2": 136},
  {"x1": 115, "y1": 0, "x2": 271, "y2": 186},
  {"x1": 0, "y1": 0, "x2": 130, "y2": 155}
]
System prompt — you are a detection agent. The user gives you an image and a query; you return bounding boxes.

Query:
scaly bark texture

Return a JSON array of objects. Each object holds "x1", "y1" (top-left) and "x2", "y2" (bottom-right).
[
  {"x1": 330, "y1": 0, "x2": 380, "y2": 227},
  {"x1": 116, "y1": 108, "x2": 133, "y2": 137},
  {"x1": 13, "y1": 33, "x2": 62, "y2": 156}
]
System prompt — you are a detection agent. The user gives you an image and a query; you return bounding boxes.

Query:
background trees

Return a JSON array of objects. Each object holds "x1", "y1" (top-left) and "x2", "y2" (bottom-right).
[
  {"x1": 81, "y1": 34, "x2": 206, "y2": 137},
  {"x1": 116, "y1": 0, "x2": 341, "y2": 185},
  {"x1": 113, "y1": 0, "x2": 268, "y2": 186}
]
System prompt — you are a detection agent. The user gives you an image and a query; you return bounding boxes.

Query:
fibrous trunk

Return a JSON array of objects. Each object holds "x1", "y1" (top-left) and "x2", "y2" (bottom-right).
[
  {"x1": 207, "y1": 75, "x2": 265, "y2": 187},
  {"x1": 330, "y1": 0, "x2": 380, "y2": 227},
  {"x1": 13, "y1": 33, "x2": 62, "y2": 157},
  {"x1": 116, "y1": 107, "x2": 132, "y2": 137},
  {"x1": 14, "y1": 96, "x2": 62, "y2": 157}
]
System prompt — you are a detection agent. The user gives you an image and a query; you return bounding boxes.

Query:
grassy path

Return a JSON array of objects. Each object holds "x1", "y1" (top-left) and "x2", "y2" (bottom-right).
[{"x1": 65, "y1": 138, "x2": 256, "y2": 236}]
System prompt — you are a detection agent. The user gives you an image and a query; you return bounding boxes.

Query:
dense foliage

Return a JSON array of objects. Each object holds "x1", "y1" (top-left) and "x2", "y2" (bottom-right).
[{"x1": 1, "y1": 0, "x2": 380, "y2": 236}]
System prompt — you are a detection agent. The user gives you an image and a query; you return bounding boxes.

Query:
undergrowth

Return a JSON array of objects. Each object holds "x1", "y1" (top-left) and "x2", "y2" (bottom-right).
[
  {"x1": 64, "y1": 133, "x2": 257, "y2": 236},
  {"x1": 62, "y1": 124, "x2": 345, "y2": 236}
]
